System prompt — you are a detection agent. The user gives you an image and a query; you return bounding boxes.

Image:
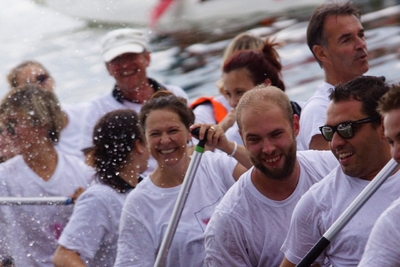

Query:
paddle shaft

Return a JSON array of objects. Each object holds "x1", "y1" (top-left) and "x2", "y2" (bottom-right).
[
  {"x1": 0, "y1": 196, "x2": 73, "y2": 205},
  {"x1": 153, "y1": 130, "x2": 207, "y2": 267},
  {"x1": 296, "y1": 158, "x2": 399, "y2": 267}
]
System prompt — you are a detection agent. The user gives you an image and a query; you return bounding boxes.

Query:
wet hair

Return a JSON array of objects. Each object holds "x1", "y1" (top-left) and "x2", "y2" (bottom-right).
[
  {"x1": 140, "y1": 91, "x2": 195, "y2": 130},
  {"x1": 0, "y1": 84, "x2": 63, "y2": 143},
  {"x1": 236, "y1": 85, "x2": 293, "y2": 131},
  {"x1": 223, "y1": 38, "x2": 286, "y2": 91},
  {"x1": 377, "y1": 83, "x2": 400, "y2": 115},
  {"x1": 7, "y1": 60, "x2": 51, "y2": 88},
  {"x1": 216, "y1": 33, "x2": 265, "y2": 94},
  {"x1": 329, "y1": 75, "x2": 389, "y2": 127},
  {"x1": 307, "y1": 1, "x2": 361, "y2": 66},
  {"x1": 86, "y1": 109, "x2": 145, "y2": 193}
]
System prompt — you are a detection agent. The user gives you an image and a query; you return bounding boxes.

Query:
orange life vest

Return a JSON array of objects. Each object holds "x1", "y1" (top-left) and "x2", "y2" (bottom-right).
[{"x1": 190, "y1": 97, "x2": 229, "y2": 124}]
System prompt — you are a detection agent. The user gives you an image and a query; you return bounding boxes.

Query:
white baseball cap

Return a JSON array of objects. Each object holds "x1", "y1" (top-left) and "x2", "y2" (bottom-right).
[{"x1": 101, "y1": 28, "x2": 150, "y2": 62}]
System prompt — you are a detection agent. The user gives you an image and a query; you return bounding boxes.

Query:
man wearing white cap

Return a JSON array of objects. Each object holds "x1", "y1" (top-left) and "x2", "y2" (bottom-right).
[{"x1": 79, "y1": 28, "x2": 187, "y2": 174}]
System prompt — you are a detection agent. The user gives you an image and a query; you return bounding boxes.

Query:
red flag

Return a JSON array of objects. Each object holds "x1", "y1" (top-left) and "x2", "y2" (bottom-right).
[{"x1": 150, "y1": 0, "x2": 175, "y2": 27}]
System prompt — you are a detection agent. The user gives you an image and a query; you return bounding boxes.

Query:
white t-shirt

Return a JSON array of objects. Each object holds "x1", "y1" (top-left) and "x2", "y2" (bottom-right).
[
  {"x1": 114, "y1": 151, "x2": 237, "y2": 267},
  {"x1": 56, "y1": 102, "x2": 90, "y2": 161},
  {"x1": 204, "y1": 150, "x2": 338, "y2": 267},
  {"x1": 0, "y1": 152, "x2": 94, "y2": 267},
  {"x1": 79, "y1": 82, "x2": 187, "y2": 176},
  {"x1": 58, "y1": 183, "x2": 129, "y2": 267},
  {"x1": 193, "y1": 95, "x2": 231, "y2": 124},
  {"x1": 358, "y1": 197, "x2": 400, "y2": 267},
  {"x1": 281, "y1": 165, "x2": 400, "y2": 267},
  {"x1": 297, "y1": 82, "x2": 334, "y2": 150}
]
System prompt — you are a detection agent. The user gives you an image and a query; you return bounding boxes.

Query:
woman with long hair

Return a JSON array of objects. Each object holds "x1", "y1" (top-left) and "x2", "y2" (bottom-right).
[
  {"x1": 0, "y1": 85, "x2": 93, "y2": 267},
  {"x1": 222, "y1": 38, "x2": 302, "y2": 146}
]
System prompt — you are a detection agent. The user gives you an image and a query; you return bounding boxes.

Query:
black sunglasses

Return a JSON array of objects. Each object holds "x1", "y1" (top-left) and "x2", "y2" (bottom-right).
[
  {"x1": 36, "y1": 74, "x2": 49, "y2": 84},
  {"x1": 319, "y1": 116, "x2": 380, "y2": 141},
  {"x1": 0, "y1": 122, "x2": 16, "y2": 136}
]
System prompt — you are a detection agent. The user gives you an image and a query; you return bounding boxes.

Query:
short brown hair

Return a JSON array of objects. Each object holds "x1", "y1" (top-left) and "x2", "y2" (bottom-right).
[
  {"x1": 236, "y1": 85, "x2": 293, "y2": 131},
  {"x1": 307, "y1": 1, "x2": 361, "y2": 66},
  {"x1": 377, "y1": 84, "x2": 400, "y2": 115}
]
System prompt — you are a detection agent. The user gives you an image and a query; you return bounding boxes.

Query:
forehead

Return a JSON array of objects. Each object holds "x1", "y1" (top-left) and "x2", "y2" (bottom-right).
[
  {"x1": 323, "y1": 14, "x2": 362, "y2": 39},
  {"x1": 326, "y1": 100, "x2": 363, "y2": 125},
  {"x1": 240, "y1": 104, "x2": 290, "y2": 135},
  {"x1": 223, "y1": 69, "x2": 254, "y2": 90},
  {"x1": 383, "y1": 109, "x2": 400, "y2": 139},
  {"x1": 145, "y1": 109, "x2": 183, "y2": 129},
  {"x1": 19, "y1": 64, "x2": 46, "y2": 76}
]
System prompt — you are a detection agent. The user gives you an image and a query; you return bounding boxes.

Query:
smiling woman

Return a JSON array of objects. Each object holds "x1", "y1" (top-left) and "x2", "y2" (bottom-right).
[
  {"x1": 0, "y1": 85, "x2": 93, "y2": 267},
  {"x1": 114, "y1": 91, "x2": 247, "y2": 267}
]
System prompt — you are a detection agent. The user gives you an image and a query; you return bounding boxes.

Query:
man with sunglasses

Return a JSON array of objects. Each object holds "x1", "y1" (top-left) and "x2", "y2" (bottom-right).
[
  {"x1": 297, "y1": 1, "x2": 369, "y2": 151},
  {"x1": 280, "y1": 76, "x2": 400, "y2": 267},
  {"x1": 358, "y1": 84, "x2": 400, "y2": 267}
]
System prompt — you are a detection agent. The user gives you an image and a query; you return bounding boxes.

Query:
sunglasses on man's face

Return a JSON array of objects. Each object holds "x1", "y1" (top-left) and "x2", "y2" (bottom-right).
[
  {"x1": 36, "y1": 74, "x2": 49, "y2": 85},
  {"x1": 319, "y1": 116, "x2": 380, "y2": 142}
]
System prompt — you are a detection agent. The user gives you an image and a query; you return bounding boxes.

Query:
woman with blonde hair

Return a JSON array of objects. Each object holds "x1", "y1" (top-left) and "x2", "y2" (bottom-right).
[
  {"x1": 190, "y1": 32, "x2": 265, "y2": 131},
  {"x1": 0, "y1": 84, "x2": 93, "y2": 267}
]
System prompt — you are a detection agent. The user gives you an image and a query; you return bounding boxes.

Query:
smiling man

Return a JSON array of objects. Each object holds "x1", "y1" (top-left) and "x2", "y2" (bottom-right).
[
  {"x1": 298, "y1": 1, "x2": 369, "y2": 151},
  {"x1": 280, "y1": 76, "x2": 400, "y2": 267},
  {"x1": 79, "y1": 28, "x2": 187, "y2": 174},
  {"x1": 204, "y1": 86, "x2": 338, "y2": 267}
]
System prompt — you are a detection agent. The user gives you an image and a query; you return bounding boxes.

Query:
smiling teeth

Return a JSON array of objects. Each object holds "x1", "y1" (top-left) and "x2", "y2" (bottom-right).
[
  {"x1": 339, "y1": 152, "x2": 353, "y2": 159},
  {"x1": 266, "y1": 156, "x2": 280, "y2": 163},
  {"x1": 161, "y1": 149, "x2": 174, "y2": 154}
]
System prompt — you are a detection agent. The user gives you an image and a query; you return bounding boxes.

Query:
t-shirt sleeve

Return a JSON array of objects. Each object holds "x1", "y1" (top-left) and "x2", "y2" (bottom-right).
[
  {"x1": 358, "y1": 202, "x2": 400, "y2": 267},
  {"x1": 281, "y1": 190, "x2": 326, "y2": 266},
  {"x1": 298, "y1": 98, "x2": 329, "y2": 149},
  {"x1": 114, "y1": 193, "x2": 155, "y2": 267},
  {"x1": 204, "y1": 211, "x2": 253, "y2": 267},
  {"x1": 193, "y1": 103, "x2": 217, "y2": 124},
  {"x1": 58, "y1": 190, "x2": 110, "y2": 261},
  {"x1": 203, "y1": 151, "x2": 237, "y2": 190}
]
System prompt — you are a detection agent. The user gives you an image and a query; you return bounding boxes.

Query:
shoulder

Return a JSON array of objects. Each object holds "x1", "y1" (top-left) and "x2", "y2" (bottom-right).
[
  {"x1": 164, "y1": 84, "x2": 188, "y2": 100},
  {"x1": 215, "y1": 170, "x2": 252, "y2": 214}
]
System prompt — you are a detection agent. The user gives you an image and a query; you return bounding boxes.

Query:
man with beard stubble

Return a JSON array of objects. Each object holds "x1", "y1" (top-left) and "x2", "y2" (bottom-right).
[{"x1": 203, "y1": 86, "x2": 338, "y2": 267}]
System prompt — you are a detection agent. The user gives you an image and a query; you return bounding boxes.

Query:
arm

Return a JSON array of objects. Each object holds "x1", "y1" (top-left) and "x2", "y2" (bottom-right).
[
  {"x1": 190, "y1": 123, "x2": 252, "y2": 169},
  {"x1": 309, "y1": 134, "x2": 329, "y2": 150},
  {"x1": 53, "y1": 246, "x2": 86, "y2": 267},
  {"x1": 218, "y1": 108, "x2": 236, "y2": 132}
]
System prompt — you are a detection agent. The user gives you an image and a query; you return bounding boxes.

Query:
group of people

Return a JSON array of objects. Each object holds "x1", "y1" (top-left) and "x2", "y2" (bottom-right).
[{"x1": 0, "y1": 1, "x2": 400, "y2": 267}]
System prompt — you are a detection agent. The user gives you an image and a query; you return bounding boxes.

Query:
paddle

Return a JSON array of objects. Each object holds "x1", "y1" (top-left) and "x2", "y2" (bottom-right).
[
  {"x1": 0, "y1": 196, "x2": 73, "y2": 205},
  {"x1": 296, "y1": 158, "x2": 399, "y2": 267},
  {"x1": 153, "y1": 127, "x2": 207, "y2": 267}
]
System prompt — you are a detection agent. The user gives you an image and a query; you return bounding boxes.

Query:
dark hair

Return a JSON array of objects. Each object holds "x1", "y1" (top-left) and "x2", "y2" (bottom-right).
[
  {"x1": 307, "y1": 2, "x2": 361, "y2": 66},
  {"x1": 7, "y1": 60, "x2": 51, "y2": 88},
  {"x1": 0, "y1": 84, "x2": 63, "y2": 143},
  {"x1": 87, "y1": 109, "x2": 145, "y2": 193},
  {"x1": 140, "y1": 91, "x2": 195, "y2": 130},
  {"x1": 329, "y1": 75, "x2": 389, "y2": 126},
  {"x1": 223, "y1": 38, "x2": 285, "y2": 91},
  {"x1": 377, "y1": 84, "x2": 400, "y2": 115}
]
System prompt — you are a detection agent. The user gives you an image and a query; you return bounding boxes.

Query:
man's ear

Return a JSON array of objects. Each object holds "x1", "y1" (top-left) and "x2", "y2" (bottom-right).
[
  {"x1": 312, "y1": 44, "x2": 328, "y2": 65},
  {"x1": 293, "y1": 114, "x2": 300, "y2": 137}
]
